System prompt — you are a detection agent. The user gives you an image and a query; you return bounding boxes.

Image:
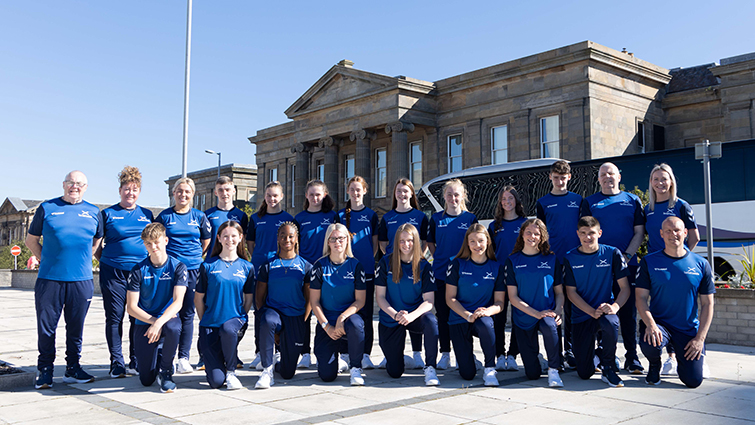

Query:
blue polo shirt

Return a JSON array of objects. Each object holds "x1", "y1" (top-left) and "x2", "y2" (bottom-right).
[
  {"x1": 247, "y1": 210, "x2": 295, "y2": 271},
  {"x1": 100, "y1": 204, "x2": 153, "y2": 271},
  {"x1": 204, "y1": 206, "x2": 249, "y2": 257},
  {"x1": 29, "y1": 197, "x2": 104, "y2": 281},
  {"x1": 536, "y1": 192, "x2": 585, "y2": 260},
  {"x1": 445, "y1": 257, "x2": 506, "y2": 325},
  {"x1": 378, "y1": 208, "x2": 429, "y2": 254},
  {"x1": 428, "y1": 211, "x2": 478, "y2": 279},
  {"x1": 374, "y1": 256, "x2": 436, "y2": 327},
  {"x1": 155, "y1": 207, "x2": 211, "y2": 271},
  {"x1": 505, "y1": 252, "x2": 561, "y2": 331},
  {"x1": 127, "y1": 256, "x2": 188, "y2": 325},
  {"x1": 489, "y1": 217, "x2": 527, "y2": 265},
  {"x1": 636, "y1": 250, "x2": 715, "y2": 336},
  {"x1": 563, "y1": 244, "x2": 628, "y2": 324},
  {"x1": 294, "y1": 210, "x2": 338, "y2": 265},
  {"x1": 257, "y1": 255, "x2": 312, "y2": 316},
  {"x1": 644, "y1": 198, "x2": 697, "y2": 254},
  {"x1": 583, "y1": 191, "x2": 645, "y2": 262},
  {"x1": 309, "y1": 257, "x2": 366, "y2": 323},
  {"x1": 337, "y1": 207, "x2": 378, "y2": 275},
  {"x1": 196, "y1": 257, "x2": 255, "y2": 328}
]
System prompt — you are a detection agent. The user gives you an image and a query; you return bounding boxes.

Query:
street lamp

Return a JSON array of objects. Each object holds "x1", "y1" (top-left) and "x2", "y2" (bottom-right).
[{"x1": 205, "y1": 149, "x2": 221, "y2": 179}]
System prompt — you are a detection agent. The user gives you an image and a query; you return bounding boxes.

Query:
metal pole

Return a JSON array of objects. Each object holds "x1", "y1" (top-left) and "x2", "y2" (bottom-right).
[
  {"x1": 14, "y1": 255, "x2": 17, "y2": 271},
  {"x1": 181, "y1": 0, "x2": 193, "y2": 178},
  {"x1": 217, "y1": 152, "x2": 221, "y2": 179},
  {"x1": 702, "y1": 139, "x2": 714, "y2": 268}
]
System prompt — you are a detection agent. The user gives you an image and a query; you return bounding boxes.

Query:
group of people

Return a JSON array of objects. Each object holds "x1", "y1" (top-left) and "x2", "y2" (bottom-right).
[{"x1": 25, "y1": 159, "x2": 714, "y2": 393}]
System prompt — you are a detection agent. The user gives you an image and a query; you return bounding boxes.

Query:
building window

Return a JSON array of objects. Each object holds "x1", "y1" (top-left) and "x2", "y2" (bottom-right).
[
  {"x1": 290, "y1": 164, "x2": 296, "y2": 208},
  {"x1": 491, "y1": 125, "x2": 508, "y2": 165},
  {"x1": 375, "y1": 148, "x2": 387, "y2": 198},
  {"x1": 540, "y1": 116, "x2": 559, "y2": 158},
  {"x1": 268, "y1": 167, "x2": 278, "y2": 183},
  {"x1": 410, "y1": 141, "x2": 423, "y2": 187},
  {"x1": 638, "y1": 122, "x2": 645, "y2": 153},
  {"x1": 653, "y1": 125, "x2": 666, "y2": 151},
  {"x1": 344, "y1": 154, "x2": 355, "y2": 201},
  {"x1": 201, "y1": 194, "x2": 206, "y2": 210},
  {"x1": 316, "y1": 159, "x2": 324, "y2": 181},
  {"x1": 448, "y1": 134, "x2": 462, "y2": 173}
]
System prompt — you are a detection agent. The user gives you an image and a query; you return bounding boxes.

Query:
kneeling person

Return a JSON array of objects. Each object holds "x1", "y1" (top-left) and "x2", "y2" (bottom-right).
[{"x1": 126, "y1": 223, "x2": 187, "y2": 393}]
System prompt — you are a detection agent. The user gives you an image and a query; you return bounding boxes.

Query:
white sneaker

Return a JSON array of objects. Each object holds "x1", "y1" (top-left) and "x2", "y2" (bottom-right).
[
  {"x1": 412, "y1": 351, "x2": 424, "y2": 369},
  {"x1": 495, "y1": 355, "x2": 507, "y2": 371},
  {"x1": 474, "y1": 355, "x2": 483, "y2": 371},
  {"x1": 176, "y1": 358, "x2": 193, "y2": 374},
  {"x1": 424, "y1": 366, "x2": 439, "y2": 386},
  {"x1": 338, "y1": 354, "x2": 350, "y2": 373},
  {"x1": 361, "y1": 354, "x2": 376, "y2": 369},
  {"x1": 505, "y1": 355, "x2": 519, "y2": 371},
  {"x1": 661, "y1": 356, "x2": 678, "y2": 376},
  {"x1": 483, "y1": 367, "x2": 499, "y2": 386},
  {"x1": 548, "y1": 368, "x2": 564, "y2": 388},
  {"x1": 297, "y1": 353, "x2": 312, "y2": 369},
  {"x1": 249, "y1": 353, "x2": 262, "y2": 370},
  {"x1": 594, "y1": 355, "x2": 601, "y2": 373},
  {"x1": 403, "y1": 354, "x2": 416, "y2": 370},
  {"x1": 225, "y1": 371, "x2": 243, "y2": 390},
  {"x1": 255, "y1": 365, "x2": 275, "y2": 389},
  {"x1": 538, "y1": 353, "x2": 548, "y2": 373},
  {"x1": 436, "y1": 352, "x2": 451, "y2": 370},
  {"x1": 349, "y1": 367, "x2": 364, "y2": 386},
  {"x1": 377, "y1": 357, "x2": 387, "y2": 369},
  {"x1": 702, "y1": 355, "x2": 711, "y2": 378}
]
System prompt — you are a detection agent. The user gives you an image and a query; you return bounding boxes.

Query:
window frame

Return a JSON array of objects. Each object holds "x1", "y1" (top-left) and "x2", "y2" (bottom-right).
[
  {"x1": 491, "y1": 125, "x2": 508, "y2": 165},
  {"x1": 447, "y1": 134, "x2": 463, "y2": 173},
  {"x1": 410, "y1": 141, "x2": 423, "y2": 187},
  {"x1": 540, "y1": 115, "x2": 560, "y2": 159},
  {"x1": 374, "y1": 148, "x2": 387, "y2": 198},
  {"x1": 344, "y1": 154, "x2": 355, "y2": 201}
]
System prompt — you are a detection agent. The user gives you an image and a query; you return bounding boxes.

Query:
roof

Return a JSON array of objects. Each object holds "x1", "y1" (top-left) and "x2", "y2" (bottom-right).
[
  {"x1": 2, "y1": 198, "x2": 43, "y2": 212},
  {"x1": 667, "y1": 64, "x2": 719, "y2": 93}
]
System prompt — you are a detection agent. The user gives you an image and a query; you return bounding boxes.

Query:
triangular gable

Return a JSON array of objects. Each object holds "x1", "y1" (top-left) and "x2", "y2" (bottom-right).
[{"x1": 1, "y1": 197, "x2": 25, "y2": 214}]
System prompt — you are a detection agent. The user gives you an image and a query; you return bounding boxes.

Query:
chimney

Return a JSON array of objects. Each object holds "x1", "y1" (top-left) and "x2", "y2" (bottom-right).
[{"x1": 338, "y1": 59, "x2": 354, "y2": 68}]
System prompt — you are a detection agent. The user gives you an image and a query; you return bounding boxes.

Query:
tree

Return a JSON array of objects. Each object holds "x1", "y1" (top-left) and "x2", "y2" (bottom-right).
[{"x1": 0, "y1": 240, "x2": 33, "y2": 270}]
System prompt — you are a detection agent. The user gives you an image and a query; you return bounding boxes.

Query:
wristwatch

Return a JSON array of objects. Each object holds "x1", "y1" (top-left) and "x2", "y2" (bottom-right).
[{"x1": 320, "y1": 321, "x2": 329, "y2": 329}]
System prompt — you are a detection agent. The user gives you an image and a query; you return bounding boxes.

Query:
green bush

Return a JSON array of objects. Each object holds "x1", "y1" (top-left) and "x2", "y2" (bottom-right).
[{"x1": 0, "y1": 240, "x2": 33, "y2": 269}]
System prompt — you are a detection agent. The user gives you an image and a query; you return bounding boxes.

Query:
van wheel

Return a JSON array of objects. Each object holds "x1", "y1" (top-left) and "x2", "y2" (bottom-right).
[{"x1": 714, "y1": 257, "x2": 736, "y2": 281}]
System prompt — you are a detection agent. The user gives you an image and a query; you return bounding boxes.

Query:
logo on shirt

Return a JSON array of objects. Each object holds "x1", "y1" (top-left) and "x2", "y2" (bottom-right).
[
  {"x1": 483, "y1": 272, "x2": 495, "y2": 280},
  {"x1": 113, "y1": 216, "x2": 124, "y2": 220},
  {"x1": 233, "y1": 269, "x2": 246, "y2": 279},
  {"x1": 357, "y1": 215, "x2": 370, "y2": 223},
  {"x1": 597, "y1": 259, "x2": 610, "y2": 268},
  {"x1": 51, "y1": 212, "x2": 65, "y2": 216},
  {"x1": 620, "y1": 199, "x2": 634, "y2": 207},
  {"x1": 546, "y1": 204, "x2": 558, "y2": 209},
  {"x1": 78, "y1": 210, "x2": 94, "y2": 219},
  {"x1": 408, "y1": 218, "x2": 418, "y2": 225},
  {"x1": 592, "y1": 201, "x2": 605, "y2": 208},
  {"x1": 572, "y1": 264, "x2": 584, "y2": 269},
  {"x1": 538, "y1": 262, "x2": 551, "y2": 269},
  {"x1": 159, "y1": 272, "x2": 172, "y2": 280},
  {"x1": 344, "y1": 271, "x2": 355, "y2": 280},
  {"x1": 138, "y1": 216, "x2": 150, "y2": 223},
  {"x1": 684, "y1": 267, "x2": 700, "y2": 276},
  {"x1": 188, "y1": 219, "x2": 199, "y2": 227},
  {"x1": 290, "y1": 263, "x2": 304, "y2": 272},
  {"x1": 568, "y1": 201, "x2": 580, "y2": 208},
  {"x1": 515, "y1": 264, "x2": 527, "y2": 269},
  {"x1": 654, "y1": 268, "x2": 668, "y2": 271},
  {"x1": 320, "y1": 219, "x2": 332, "y2": 226},
  {"x1": 458, "y1": 222, "x2": 470, "y2": 231},
  {"x1": 257, "y1": 221, "x2": 266, "y2": 225},
  {"x1": 514, "y1": 227, "x2": 520, "y2": 234},
  {"x1": 230, "y1": 217, "x2": 240, "y2": 223},
  {"x1": 210, "y1": 270, "x2": 223, "y2": 274},
  {"x1": 663, "y1": 209, "x2": 676, "y2": 216},
  {"x1": 300, "y1": 221, "x2": 311, "y2": 226},
  {"x1": 461, "y1": 271, "x2": 473, "y2": 276}
]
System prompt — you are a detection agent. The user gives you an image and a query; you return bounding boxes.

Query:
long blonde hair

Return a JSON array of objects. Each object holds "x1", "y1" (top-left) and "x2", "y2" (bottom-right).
[
  {"x1": 648, "y1": 163, "x2": 678, "y2": 211},
  {"x1": 321, "y1": 223, "x2": 354, "y2": 259},
  {"x1": 442, "y1": 178, "x2": 469, "y2": 213},
  {"x1": 455, "y1": 223, "x2": 497, "y2": 261},
  {"x1": 390, "y1": 223, "x2": 422, "y2": 283}
]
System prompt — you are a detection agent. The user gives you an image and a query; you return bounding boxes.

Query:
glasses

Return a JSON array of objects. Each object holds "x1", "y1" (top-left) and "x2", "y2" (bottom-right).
[
  {"x1": 328, "y1": 236, "x2": 347, "y2": 244},
  {"x1": 64, "y1": 181, "x2": 87, "y2": 188}
]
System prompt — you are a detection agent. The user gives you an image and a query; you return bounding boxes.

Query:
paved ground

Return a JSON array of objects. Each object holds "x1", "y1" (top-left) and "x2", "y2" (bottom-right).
[{"x1": 1, "y1": 287, "x2": 754, "y2": 425}]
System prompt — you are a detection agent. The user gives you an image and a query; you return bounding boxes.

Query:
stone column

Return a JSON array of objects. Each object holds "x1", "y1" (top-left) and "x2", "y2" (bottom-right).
[
  {"x1": 385, "y1": 121, "x2": 415, "y2": 185},
  {"x1": 319, "y1": 137, "x2": 341, "y2": 204},
  {"x1": 290, "y1": 142, "x2": 311, "y2": 211},
  {"x1": 349, "y1": 129, "x2": 376, "y2": 206}
]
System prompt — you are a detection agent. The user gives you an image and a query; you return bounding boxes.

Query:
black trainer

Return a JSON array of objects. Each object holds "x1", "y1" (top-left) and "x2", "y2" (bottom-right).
[
  {"x1": 646, "y1": 362, "x2": 661, "y2": 386},
  {"x1": 624, "y1": 358, "x2": 645, "y2": 375},
  {"x1": 601, "y1": 366, "x2": 625, "y2": 387},
  {"x1": 563, "y1": 350, "x2": 577, "y2": 370},
  {"x1": 35, "y1": 367, "x2": 53, "y2": 389},
  {"x1": 110, "y1": 362, "x2": 126, "y2": 378},
  {"x1": 157, "y1": 369, "x2": 177, "y2": 393},
  {"x1": 63, "y1": 365, "x2": 95, "y2": 384}
]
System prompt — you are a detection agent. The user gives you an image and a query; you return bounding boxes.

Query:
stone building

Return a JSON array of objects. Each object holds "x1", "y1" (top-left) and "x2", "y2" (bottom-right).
[
  {"x1": 248, "y1": 41, "x2": 755, "y2": 215},
  {"x1": 165, "y1": 163, "x2": 258, "y2": 211},
  {"x1": 0, "y1": 198, "x2": 42, "y2": 246}
]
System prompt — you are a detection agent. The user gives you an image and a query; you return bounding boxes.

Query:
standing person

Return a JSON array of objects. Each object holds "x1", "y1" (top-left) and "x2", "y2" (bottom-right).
[
  {"x1": 309, "y1": 223, "x2": 367, "y2": 385},
  {"x1": 536, "y1": 160, "x2": 585, "y2": 369},
  {"x1": 126, "y1": 223, "x2": 187, "y2": 393},
  {"x1": 446, "y1": 224, "x2": 505, "y2": 386},
  {"x1": 338, "y1": 176, "x2": 379, "y2": 369},
  {"x1": 155, "y1": 177, "x2": 211, "y2": 373},
  {"x1": 427, "y1": 179, "x2": 477, "y2": 372},
  {"x1": 26, "y1": 170, "x2": 104, "y2": 389},
  {"x1": 377, "y1": 178, "x2": 429, "y2": 369},
  {"x1": 488, "y1": 186, "x2": 526, "y2": 372},
  {"x1": 254, "y1": 222, "x2": 313, "y2": 389},
  {"x1": 295, "y1": 180, "x2": 338, "y2": 368},
  {"x1": 95, "y1": 166, "x2": 154, "y2": 378},
  {"x1": 583, "y1": 162, "x2": 645, "y2": 374},
  {"x1": 204, "y1": 176, "x2": 249, "y2": 259},
  {"x1": 375, "y1": 224, "x2": 439, "y2": 385},
  {"x1": 636, "y1": 217, "x2": 714, "y2": 388},
  {"x1": 246, "y1": 181, "x2": 294, "y2": 369},
  {"x1": 563, "y1": 216, "x2": 630, "y2": 387},
  {"x1": 506, "y1": 218, "x2": 564, "y2": 387},
  {"x1": 195, "y1": 221, "x2": 255, "y2": 390}
]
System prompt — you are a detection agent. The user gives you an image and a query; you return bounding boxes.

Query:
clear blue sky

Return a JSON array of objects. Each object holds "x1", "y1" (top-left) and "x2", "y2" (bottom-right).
[{"x1": 1, "y1": 0, "x2": 753, "y2": 207}]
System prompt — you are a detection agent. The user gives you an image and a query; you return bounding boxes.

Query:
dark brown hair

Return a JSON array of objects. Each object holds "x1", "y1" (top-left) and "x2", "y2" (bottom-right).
[
  {"x1": 276, "y1": 221, "x2": 299, "y2": 256},
  {"x1": 493, "y1": 185, "x2": 525, "y2": 231},
  {"x1": 303, "y1": 180, "x2": 335, "y2": 213},
  {"x1": 210, "y1": 221, "x2": 248, "y2": 259},
  {"x1": 257, "y1": 181, "x2": 283, "y2": 217},
  {"x1": 118, "y1": 166, "x2": 142, "y2": 188},
  {"x1": 391, "y1": 178, "x2": 420, "y2": 210},
  {"x1": 550, "y1": 160, "x2": 571, "y2": 175},
  {"x1": 578, "y1": 216, "x2": 601, "y2": 230},
  {"x1": 344, "y1": 176, "x2": 368, "y2": 229},
  {"x1": 512, "y1": 218, "x2": 553, "y2": 255},
  {"x1": 455, "y1": 223, "x2": 497, "y2": 261}
]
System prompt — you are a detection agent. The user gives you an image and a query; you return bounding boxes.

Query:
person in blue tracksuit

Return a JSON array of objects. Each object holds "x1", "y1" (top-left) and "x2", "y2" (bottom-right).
[
  {"x1": 204, "y1": 176, "x2": 250, "y2": 260},
  {"x1": 583, "y1": 162, "x2": 645, "y2": 374},
  {"x1": 295, "y1": 180, "x2": 338, "y2": 368},
  {"x1": 246, "y1": 181, "x2": 294, "y2": 369},
  {"x1": 377, "y1": 178, "x2": 429, "y2": 369},
  {"x1": 489, "y1": 185, "x2": 526, "y2": 372},
  {"x1": 427, "y1": 178, "x2": 477, "y2": 372},
  {"x1": 25, "y1": 170, "x2": 104, "y2": 389},
  {"x1": 562, "y1": 216, "x2": 630, "y2": 387},
  {"x1": 506, "y1": 218, "x2": 565, "y2": 387},
  {"x1": 126, "y1": 223, "x2": 187, "y2": 393},
  {"x1": 338, "y1": 176, "x2": 379, "y2": 369},
  {"x1": 254, "y1": 222, "x2": 313, "y2": 389},
  {"x1": 155, "y1": 177, "x2": 212, "y2": 373},
  {"x1": 446, "y1": 223, "x2": 506, "y2": 387},
  {"x1": 94, "y1": 166, "x2": 153, "y2": 378},
  {"x1": 195, "y1": 221, "x2": 255, "y2": 390},
  {"x1": 376, "y1": 223, "x2": 439, "y2": 385},
  {"x1": 636, "y1": 217, "x2": 715, "y2": 388},
  {"x1": 310, "y1": 223, "x2": 367, "y2": 385}
]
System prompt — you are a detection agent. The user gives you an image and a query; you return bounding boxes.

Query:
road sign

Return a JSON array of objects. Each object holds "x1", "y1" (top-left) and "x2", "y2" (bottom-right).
[{"x1": 10, "y1": 245, "x2": 21, "y2": 256}]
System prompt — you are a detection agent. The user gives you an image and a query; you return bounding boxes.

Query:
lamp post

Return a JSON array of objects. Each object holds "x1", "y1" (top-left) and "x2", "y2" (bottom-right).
[{"x1": 205, "y1": 149, "x2": 221, "y2": 179}]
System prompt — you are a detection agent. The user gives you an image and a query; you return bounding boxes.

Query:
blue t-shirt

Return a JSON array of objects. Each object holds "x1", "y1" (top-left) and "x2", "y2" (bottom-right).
[
  {"x1": 338, "y1": 207, "x2": 378, "y2": 275},
  {"x1": 29, "y1": 197, "x2": 104, "y2": 281},
  {"x1": 204, "y1": 206, "x2": 249, "y2": 258},
  {"x1": 127, "y1": 256, "x2": 188, "y2": 326},
  {"x1": 378, "y1": 208, "x2": 429, "y2": 254},
  {"x1": 155, "y1": 207, "x2": 211, "y2": 271},
  {"x1": 428, "y1": 211, "x2": 478, "y2": 279},
  {"x1": 247, "y1": 210, "x2": 295, "y2": 272},
  {"x1": 445, "y1": 258, "x2": 506, "y2": 325},
  {"x1": 505, "y1": 252, "x2": 561, "y2": 330},
  {"x1": 583, "y1": 191, "x2": 645, "y2": 262},
  {"x1": 644, "y1": 198, "x2": 697, "y2": 254},
  {"x1": 489, "y1": 217, "x2": 527, "y2": 265},
  {"x1": 196, "y1": 257, "x2": 255, "y2": 328},
  {"x1": 294, "y1": 210, "x2": 338, "y2": 265},
  {"x1": 309, "y1": 257, "x2": 366, "y2": 323},
  {"x1": 257, "y1": 255, "x2": 312, "y2": 316},
  {"x1": 636, "y1": 250, "x2": 715, "y2": 336},
  {"x1": 100, "y1": 204, "x2": 154, "y2": 271},
  {"x1": 562, "y1": 244, "x2": 628, "y2": 324},
  {"x1": 374, "y1": 256, "x2": 436, "y2": 327},
  {"x1": 536, "y1": 192, "x2": 585, "y2": 260}
]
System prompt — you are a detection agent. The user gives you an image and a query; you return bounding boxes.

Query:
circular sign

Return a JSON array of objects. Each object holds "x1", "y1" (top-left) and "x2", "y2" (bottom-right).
[{"x1": 10, "y1": 245, "x2": 22, "y2": 256}]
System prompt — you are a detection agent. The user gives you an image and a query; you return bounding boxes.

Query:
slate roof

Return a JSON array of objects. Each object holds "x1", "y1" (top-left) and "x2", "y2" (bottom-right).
[{"x1": 667, "y1": 63, "x2": 719, "y2": 93}]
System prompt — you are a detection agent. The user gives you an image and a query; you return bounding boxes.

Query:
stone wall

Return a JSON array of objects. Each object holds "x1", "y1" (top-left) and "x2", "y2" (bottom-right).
[
  {"x1": 709, "y1": 288, "x2": 755, "y2": 347},
  {"x1": 0, "y1": 269, "x2": 10, "y2": 287},
  {"x1": 10, "y1": 270, "x2": 102, "y2": 295}
]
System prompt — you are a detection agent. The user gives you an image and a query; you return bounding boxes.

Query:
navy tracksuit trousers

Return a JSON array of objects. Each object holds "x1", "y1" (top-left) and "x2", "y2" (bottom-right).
[
  {"x1": 259, "y1": 308, "x2": 307, "y2": 379},
  {"x1": 378, "y1": 311, "x2": 439, "y2": 378},
  {"x1": 313, "y1": 314, "x2": 365, "y2": 382},
  {"x1": 449, "y1": 316, "x2": 496, "y2": 380},
  {"x1": 493, "y1": 297, "x2": 520, "y2": 358},
  {"x1": 99, "y1": 263, "x2": 137, "y2": 368},
  {"x1": 178, "y1": 268, "x2": 199, "y2": 360},
  {"x1": 639, "y1": 321, "x2": 705, "y2": 388},
  {"x1": 515, "y1": 316, "x2": 560, "y2": 380},
  {"x1": 134, "y1": 316, "x2": 181, "y2": 386},
  {"x1": 198, "y1": 317, "x2": 248, "y2": 389},
  {"x1": 572, "y1": 314, "x2": 619, "y2": 379}
]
